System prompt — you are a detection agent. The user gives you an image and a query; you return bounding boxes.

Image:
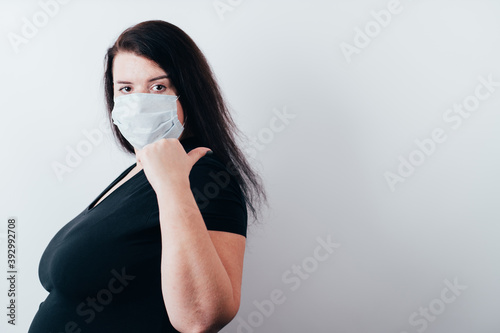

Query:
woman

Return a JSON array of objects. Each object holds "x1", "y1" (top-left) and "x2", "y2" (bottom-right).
[{"x1": 28, "y1": 20, "x2": 267, "y2": 332}]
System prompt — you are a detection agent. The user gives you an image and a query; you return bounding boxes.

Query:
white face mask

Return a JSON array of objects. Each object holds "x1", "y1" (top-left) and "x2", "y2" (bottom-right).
[{"x1": 111, "y1": 93, "x2": 184, "y2": 150}]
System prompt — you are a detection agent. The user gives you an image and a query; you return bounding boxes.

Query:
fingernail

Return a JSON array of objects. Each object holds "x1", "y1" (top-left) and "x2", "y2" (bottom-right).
[{"x1": 205, "y1": 150, "x2": 213, "y2": 156}]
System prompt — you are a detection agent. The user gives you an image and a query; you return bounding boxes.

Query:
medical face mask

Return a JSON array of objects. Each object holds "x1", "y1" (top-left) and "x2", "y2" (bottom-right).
[{"x1": 111, "y1": 93, "x2": 184, "y2": 150}]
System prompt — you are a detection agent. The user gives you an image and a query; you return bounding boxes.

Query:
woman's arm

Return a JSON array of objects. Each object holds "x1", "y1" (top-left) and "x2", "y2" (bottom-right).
[
  {"x1": 157, "y1": 180, "x2": 245, "y2": 332},
  {"x1": 136, "y1": 139, "x2": 245, "y2": 333}
]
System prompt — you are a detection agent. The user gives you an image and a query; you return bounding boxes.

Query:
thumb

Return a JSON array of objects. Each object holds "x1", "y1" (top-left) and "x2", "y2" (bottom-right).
[{"x1": 187, "y1": 147, "x2": 213, "y2": 166}]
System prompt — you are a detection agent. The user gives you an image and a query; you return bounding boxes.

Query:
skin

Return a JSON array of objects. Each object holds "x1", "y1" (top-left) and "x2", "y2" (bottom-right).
[{"x1": 98, "y1": 51, "x2": 246, "y2": 332}]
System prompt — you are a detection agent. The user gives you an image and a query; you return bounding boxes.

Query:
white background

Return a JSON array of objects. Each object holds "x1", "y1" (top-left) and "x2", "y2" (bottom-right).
[{"x1": 1, "y1": 0, "x2": 499, "y2": 332}]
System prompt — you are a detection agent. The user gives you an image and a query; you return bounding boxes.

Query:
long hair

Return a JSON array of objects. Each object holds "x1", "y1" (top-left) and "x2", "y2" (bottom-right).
[{"x1": 103, "y1": 20, "x2": 267, "y2": 224}]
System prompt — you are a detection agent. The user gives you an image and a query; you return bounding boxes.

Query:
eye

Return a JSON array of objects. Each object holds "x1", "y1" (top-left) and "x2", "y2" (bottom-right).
[
  {"x1": 119, "y1": 86, "x2": 132, "y2": 93},
  {"x1": 152, "y1": 84, "x2": 167, "y2": 92}
]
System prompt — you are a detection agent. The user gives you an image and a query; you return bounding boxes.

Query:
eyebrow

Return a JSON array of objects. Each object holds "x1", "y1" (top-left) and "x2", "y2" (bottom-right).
[{"x1": 116, "y1": 75, "x2": 169, "y2": 84}]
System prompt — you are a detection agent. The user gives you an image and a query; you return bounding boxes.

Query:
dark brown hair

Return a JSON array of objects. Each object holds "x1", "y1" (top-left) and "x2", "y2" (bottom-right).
[{"x1": 103, "y1": 20, "x2": 267, "y2": 224}]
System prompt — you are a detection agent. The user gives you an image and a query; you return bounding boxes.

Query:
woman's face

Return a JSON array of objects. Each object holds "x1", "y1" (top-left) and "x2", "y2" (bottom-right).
[{"x1": 112, "y1": 52, "x2": 186, "y2": 152}]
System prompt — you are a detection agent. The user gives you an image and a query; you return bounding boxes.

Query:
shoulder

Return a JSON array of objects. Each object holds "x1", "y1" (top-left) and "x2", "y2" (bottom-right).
[
  {"x1": 181, "y1": 136, "x2": 241, "y2": 200},
  {"x1": 181, "y1": 137, "x2": 247, "y2": 237},
  {"x1": 189, "y1": 153, "x2": 244, "y2": 208}
]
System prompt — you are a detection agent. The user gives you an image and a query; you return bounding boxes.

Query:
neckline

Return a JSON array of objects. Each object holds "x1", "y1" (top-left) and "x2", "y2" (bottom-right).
[
  {"x1": 84, "y1": 135, "x2": 202, "y2": 214},
  {"x1": 85, "y1": 163, "x2": 143, "y2": 213}
]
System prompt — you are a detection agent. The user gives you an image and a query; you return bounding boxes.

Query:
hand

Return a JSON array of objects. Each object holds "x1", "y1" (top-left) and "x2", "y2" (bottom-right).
[{"x1": 135, "y1": 138, "x2": 212, "y2": 195}]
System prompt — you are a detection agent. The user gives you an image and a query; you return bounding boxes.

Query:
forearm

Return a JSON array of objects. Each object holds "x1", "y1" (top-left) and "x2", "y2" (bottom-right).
[{"x1": 157, "y1": 179, "x2": 236, "y2": 332}]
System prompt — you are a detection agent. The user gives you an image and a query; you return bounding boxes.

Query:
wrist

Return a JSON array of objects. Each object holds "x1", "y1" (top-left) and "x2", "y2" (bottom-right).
[{"x1": 155, "y1": 177, "x2": 190, "y2": 199}]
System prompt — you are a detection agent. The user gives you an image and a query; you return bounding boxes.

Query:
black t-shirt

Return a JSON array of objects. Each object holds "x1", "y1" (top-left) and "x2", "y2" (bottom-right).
[{"x1": 28, "y1": 136, "x2": 247, "y2": 333}]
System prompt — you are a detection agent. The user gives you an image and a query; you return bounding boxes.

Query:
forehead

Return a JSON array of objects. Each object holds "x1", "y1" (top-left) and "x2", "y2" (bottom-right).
[{"x1": 113, "y1": 52, "x2": 166, "y2": 80}]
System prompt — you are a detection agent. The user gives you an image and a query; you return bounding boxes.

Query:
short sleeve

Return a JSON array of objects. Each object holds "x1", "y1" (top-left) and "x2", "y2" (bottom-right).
[{"x1": 188, "y1": 155, "x2": 247, "y2": 237}]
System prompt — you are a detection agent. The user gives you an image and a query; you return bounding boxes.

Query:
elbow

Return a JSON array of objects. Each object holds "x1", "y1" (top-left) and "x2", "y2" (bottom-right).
[
  {"x1": 171, "y1": 301, "x2": 240, "y2": 333},
  {"x1": 175, "y1": 322, "x2": 228, "y2": 333}
]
